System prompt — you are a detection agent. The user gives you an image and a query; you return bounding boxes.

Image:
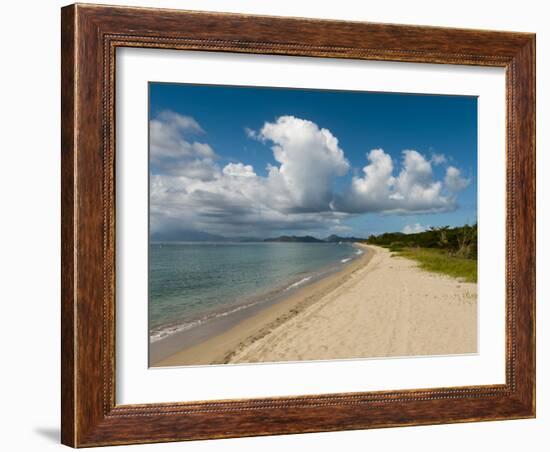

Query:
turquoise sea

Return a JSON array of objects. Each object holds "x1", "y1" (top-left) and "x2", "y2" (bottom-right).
[{"x1": 149, "y1": 242, "x2": 364, "y2": 343}]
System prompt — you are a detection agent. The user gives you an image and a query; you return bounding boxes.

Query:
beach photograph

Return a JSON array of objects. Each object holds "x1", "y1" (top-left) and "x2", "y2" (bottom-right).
[{"x1": 148, "y1": 83, "x2": 477, "y2": 367}]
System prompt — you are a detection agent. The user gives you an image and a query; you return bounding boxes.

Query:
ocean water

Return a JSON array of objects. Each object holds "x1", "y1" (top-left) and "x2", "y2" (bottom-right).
[{"x1": 149, "y1": 242, "x2": 364, "y2": 343}]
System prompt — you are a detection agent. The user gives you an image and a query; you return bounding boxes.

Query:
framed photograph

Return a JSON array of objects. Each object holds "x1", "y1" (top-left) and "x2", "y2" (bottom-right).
[{"x1": 61, "y1": 3, "x2": 535, "y2": 447}]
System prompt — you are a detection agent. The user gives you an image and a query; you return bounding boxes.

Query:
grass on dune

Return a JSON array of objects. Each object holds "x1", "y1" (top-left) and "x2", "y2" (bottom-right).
[{"x1": 390, "y1": 247, "x2": 477, "y2": 283}]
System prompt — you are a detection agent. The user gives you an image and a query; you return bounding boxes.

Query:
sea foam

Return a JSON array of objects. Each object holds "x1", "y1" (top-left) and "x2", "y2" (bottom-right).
[
  {"x1": 285, "y1": 276, "x2": 313, "y2": 290},
  {"x1": 150, "y1": 300, "x2": 260, "y2": 343}
]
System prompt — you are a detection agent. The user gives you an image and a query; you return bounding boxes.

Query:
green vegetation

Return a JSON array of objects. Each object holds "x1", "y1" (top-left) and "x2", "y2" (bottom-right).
[
  {"x1": 395, "y1": 247, "x2": 477, "y2": 282},
  {"x1": 365, "y1": 224, "x2": 477, "y2": 282}
]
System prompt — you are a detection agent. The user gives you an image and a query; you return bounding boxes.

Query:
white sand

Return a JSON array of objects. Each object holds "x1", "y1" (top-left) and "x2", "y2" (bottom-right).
[{"x1": 229, "y1": 245, "x2": 477, "y2": 363}]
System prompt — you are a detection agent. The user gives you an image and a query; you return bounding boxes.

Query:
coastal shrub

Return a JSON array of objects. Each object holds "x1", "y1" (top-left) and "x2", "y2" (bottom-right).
[
  {"x1": 396, "y1": 248, "x2": 477, "y2": 283},
  {"x1": 388, "y1": 242, "x2": 405, "y2": 252},
  {"x1": 366, "y1": 224, "x2": 477, "y2": 260},
  {"x1": 365, "y1": 224, "x2": 477, "y2": 282}
]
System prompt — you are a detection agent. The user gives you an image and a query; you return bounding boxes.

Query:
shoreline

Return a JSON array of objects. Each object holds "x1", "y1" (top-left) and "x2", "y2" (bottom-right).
[
  {"x1": 153, "y1": 243, "x2": 477, "y2": 367},
  {"x1": 151, "y1": 243, "x2": 374, "y2": 366}
]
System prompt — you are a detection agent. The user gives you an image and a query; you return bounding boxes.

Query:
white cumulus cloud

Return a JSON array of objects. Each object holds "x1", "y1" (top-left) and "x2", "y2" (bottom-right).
[
  {"x1": 344, "y1": 148, "x2": 395, "y2": 211},
  {"x1": 260, "y1": 115, "x2": 350, "y2": 213},
  {"x1": 150, "y1": 113, "x2": 471, "y2": 237},
  {"x1": 150, "y1": 115, "x2": 351, "y2": 237},
  {"x1": 222, "y1": 163, "x2": 257, "y2": 178},
  {"x1": 336, "y1": 149, "x2": 468, "y2": 214},
  {"x1": 402, "y1": 223, "x2": 429, "y2": 234},
  {"x1": 150, "y1": 111, "x2": 218, "y2": 180},
  {"x1": 445, "y1": 166, "x2": 470, "y2": 193},
  {"x1": 431, "y1": 153, "x2": 447, "y2": 165}
]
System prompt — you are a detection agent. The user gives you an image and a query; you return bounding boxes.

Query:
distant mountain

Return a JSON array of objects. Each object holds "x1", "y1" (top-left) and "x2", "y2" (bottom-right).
[
  {"x1": 324, "y1": 234, "x2": 366, "y2": 243},
  {"x1": 151, "y1": 231, "x2": 365, "y2": 243},
  {"x1": 264, "y1": 235, "x2": 325, "y2": 243}
]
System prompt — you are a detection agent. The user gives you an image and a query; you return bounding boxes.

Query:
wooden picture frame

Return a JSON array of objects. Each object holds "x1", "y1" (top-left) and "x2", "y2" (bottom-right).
[{"x1": 61, "y1": 3, "x2": 535, "y2": 447}]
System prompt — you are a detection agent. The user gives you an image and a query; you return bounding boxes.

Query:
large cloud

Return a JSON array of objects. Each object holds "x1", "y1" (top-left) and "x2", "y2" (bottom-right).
[
  {"x1": 259, "y1": 116, "x2": 350, "y2": 213},
  {"x1": 149, "y1": 112, "x2": 470, "y2": 237},
  {"x1": 150, "y1": 115, "x2": 351, "y2": 236},
  {"x1": 335, "y1": 149, "x2": 467, "y2": 214},
  {"x1": 150, "y1": 172, "x2": 348, "y2": 237}
]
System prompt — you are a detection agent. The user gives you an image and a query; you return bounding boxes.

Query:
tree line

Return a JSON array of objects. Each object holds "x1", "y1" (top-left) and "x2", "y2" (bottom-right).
[{"x1": 365, "y1": 223, "x2": 477, "y2": 260}]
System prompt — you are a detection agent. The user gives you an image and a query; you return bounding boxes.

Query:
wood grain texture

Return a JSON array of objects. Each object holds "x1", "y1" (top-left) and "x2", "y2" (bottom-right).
[
  {"x1": 60, "y1": 3, "x2": 536, "y2": 447},
  {"x1": 60, "y1": 5, "x2": 76, "y2": 447}
]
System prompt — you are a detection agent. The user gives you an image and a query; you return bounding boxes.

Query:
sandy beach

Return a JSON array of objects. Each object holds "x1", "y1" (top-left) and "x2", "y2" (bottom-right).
[{"x1": 154, "y1": 244, "x2": 477, "y2": 367}]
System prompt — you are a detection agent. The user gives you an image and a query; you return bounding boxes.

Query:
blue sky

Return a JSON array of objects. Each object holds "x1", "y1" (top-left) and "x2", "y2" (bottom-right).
[{"x1": 149, "y1": 82, "x2": 477, "y2": 239}]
